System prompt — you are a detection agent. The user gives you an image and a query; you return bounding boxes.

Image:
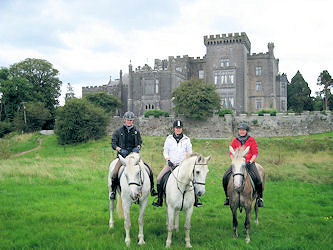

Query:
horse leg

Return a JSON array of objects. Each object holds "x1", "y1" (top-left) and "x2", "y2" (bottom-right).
[
  {"x1": 174, "y1": 211, "x2": 180, "y2": 232},
  {"x1": 123, "y1": 202, "x2": 131, "y2": 247},
  {"x1": 254, "y1": 200, "x2": 259, "y2": 225},
  {"x1": 137, "y1": 199, "x2": 148, "y2": 245},
  {"x1": 244, "y1": 205, "x2": 252, "y2": 244},
  {"x1": 231, "y1": 207, "x2": 238, "y2": 238},
  {"x1": 166, "y1": 207, "x2": 175, "y2": 248},
  {"x1": 109, "y1": 198, "x2": 115, "y2": 228},
  {"x1": 184, "y1": 206, "x2": 193, "y2": 248}
]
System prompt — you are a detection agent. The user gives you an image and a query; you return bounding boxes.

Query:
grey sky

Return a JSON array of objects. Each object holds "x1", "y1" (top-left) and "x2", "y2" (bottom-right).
[{"x1": 0, "y1": 0, "x2": 332, "y2": 105}]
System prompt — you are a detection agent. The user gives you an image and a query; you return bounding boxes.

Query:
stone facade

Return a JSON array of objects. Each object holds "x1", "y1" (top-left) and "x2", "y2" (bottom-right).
[
  {"x1": 83, "y1": 32, "x2": 288, "y2": 116},
  {"x1": 108, "y1": 112, "x2": 333, "y2": 139}
]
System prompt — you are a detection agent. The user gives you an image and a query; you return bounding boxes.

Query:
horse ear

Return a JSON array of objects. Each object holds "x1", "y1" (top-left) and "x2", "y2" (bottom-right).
[
  {"x1": 205, "y1": 155, "x2": 212, "y2": 162},
  {"x1": 197, "y1": 155, "x2": 202, "y2": 163},
  {"x1": 229, "y1": 146, "x2": 235, "y2": 156},
  {"x1": 119, "y1": 155, "x2": 126, "y2": 166},
  {"x1": 243, "y1": 146, "x2": 250, "y2": 156}
]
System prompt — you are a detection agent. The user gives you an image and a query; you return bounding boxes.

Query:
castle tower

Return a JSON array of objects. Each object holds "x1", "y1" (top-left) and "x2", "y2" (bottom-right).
[
  {"x1": 204, "y1": 32, "x2": 251, "y2": 113},
  {"x1": 127, "y1": 62, "x2": 133, "y2": 112}
]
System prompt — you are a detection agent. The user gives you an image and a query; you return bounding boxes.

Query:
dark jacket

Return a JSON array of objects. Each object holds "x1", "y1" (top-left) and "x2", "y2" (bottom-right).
[{"x1": 111, "y1": 125, "x2": 142, "y2": 152}]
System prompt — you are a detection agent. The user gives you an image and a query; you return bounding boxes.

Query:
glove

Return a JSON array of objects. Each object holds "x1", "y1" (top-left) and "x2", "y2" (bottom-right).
[
  {"x1": 119, "y1": 149, "x2": 129, "y2": 157},
  {"x1": 246, "y1": 161, "x2": 254, "y2": 168},
  {"x1": 168, "y1": 160, "x2": 174, "y2": 168},
  {"x1": 132, "y1": 146, "x2": 140, "y2": 153}
]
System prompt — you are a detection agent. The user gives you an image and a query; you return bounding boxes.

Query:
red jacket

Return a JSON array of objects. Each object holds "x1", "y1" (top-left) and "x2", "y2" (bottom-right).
[{"x1": 230, "y1": 135, "x2": 258, "y2": 162}]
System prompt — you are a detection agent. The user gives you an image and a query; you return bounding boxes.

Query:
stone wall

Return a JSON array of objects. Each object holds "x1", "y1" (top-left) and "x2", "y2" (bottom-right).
[{"x1": 108, "y1": 112, "x2": 333, "y2": 138}]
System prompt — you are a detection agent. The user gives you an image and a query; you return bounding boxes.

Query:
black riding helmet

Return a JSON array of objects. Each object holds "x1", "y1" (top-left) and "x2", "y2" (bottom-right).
[
  {"x1": 123, "y1": 111, "x2": 135, "y2": 120},
  {"x1": 237, "y1": 122, "x2": 249, "y2": 131},
  {"x1": 173, "y1": 120, "x2": 183, "y2": 128}
]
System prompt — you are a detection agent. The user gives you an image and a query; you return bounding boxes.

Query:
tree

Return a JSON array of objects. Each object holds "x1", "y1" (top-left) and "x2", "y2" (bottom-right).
[
  {"x1": 317, "y1": 70, "x2": 333, "y2": 111},
  {"x1": 172, "y1": 79, "x2": 221, "y2": 119},
  {"x1": 83, "y1": 92, "x2": 122, "y2": 114},
  {"x1": 65, "y1": 82, "x2": 75, "y2": 103},
  {"x1": 287, "y1": 71, "x2": 313, "y2": 112},
  {"x1": 9, "y1": 58, "x2": 62, "y2": 124},
  {"x1": 55, "y1": 98, "x2": 109, "y2": 144},
  {"x1": 13, "y1": 102, "x2": 51, "y2": 132}
]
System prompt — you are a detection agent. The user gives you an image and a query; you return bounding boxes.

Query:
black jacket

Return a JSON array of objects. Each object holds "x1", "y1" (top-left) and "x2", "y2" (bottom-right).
[{"x1": 111, "y1": 125, "x2": 142, "y2": 152}]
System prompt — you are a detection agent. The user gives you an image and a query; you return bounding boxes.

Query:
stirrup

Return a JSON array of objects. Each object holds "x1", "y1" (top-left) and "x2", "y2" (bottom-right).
[
  {"x1": 257, "y1": 198, "x2": 264, "y2": 207},
  {"x1": 151, "y1": 189, "x2": 158, "y2": 196},
  {"x1": 152, "y1": 199, "x2": 162, "y2": 207},
  {"x1": 110, "y1": 192, "x2": 116, "y2": 200},
  {"x1": 224, "y1": 197, "x2": 230, "y2": 206}
]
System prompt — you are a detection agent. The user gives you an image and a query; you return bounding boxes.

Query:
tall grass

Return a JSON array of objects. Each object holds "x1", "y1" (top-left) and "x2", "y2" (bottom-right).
[{"x1": 0, "y1": 132, "x2": 332, "y2": 249}]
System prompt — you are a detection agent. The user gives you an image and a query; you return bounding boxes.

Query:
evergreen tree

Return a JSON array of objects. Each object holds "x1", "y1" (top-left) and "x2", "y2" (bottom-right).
[
  {"x1": 287, "y1": 71, "x2": 313, "y2": 112},
  {"x1": 65, "y1": 82, "x2": 75, "y2": 102},
  {"x1": 317, "y1": 70, "x2": 333, "y2": 111}
]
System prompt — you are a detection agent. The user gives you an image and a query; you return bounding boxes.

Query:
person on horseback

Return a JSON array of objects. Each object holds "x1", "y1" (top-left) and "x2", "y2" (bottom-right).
[
  {"x1": 110, "y1": 111, "x2": 157, "y2": 200},
  {"x1": 222, "y1": 122, "x2": 264, "y2": 207},
  {"x1": 152, "y1": 120, "x2": 202, "y2": 207}
]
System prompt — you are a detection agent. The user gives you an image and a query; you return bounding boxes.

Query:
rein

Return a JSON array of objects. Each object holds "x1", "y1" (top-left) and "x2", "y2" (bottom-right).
[{"x1": 126, "y1": 164, "x2": 144, "y2": 204}]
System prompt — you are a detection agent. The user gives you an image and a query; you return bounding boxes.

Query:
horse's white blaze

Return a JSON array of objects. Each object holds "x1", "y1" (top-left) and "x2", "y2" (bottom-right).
[{"x1": 108, "y1": 152, "x2": 149, "y2": 246}]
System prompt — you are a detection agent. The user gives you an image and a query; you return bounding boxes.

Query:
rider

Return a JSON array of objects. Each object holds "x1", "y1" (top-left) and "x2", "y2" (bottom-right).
[
  {"x1": 110, "y1": 111, "x2": 157, "y2": 200},
  {"x1": 222, "y1": 122, "x2": 264, "y2": 207},
  {"x1": 152, "y1": 120, "x2": 202, "y2": 207}
]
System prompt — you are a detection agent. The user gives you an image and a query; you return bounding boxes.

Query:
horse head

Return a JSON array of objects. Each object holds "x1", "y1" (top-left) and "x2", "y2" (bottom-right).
[
  {"x1": 229, "y1": 146, "x2": 249, "y2": 192},
  {"x1": 192, "y1": 154, "x2": 211, "y2": 197},
  {"x1": 119, "y1": 152, "x2": 143, "y2": 201}
]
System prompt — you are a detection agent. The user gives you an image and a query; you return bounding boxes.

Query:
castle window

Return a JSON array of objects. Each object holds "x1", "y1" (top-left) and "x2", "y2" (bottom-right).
[
  {"x1": 256, "y1": 99, "x2": 262, "y2": 109},
  {"x1": 155, "y1": 79, "x2": 159, "y2": 94},
  {"x1": 256, "y1": 66, "x2": 262, "y2": 76},
  {"x1": 221, "y1": 58, "x2": 230, "y2": 67},
  {"x1": 199, "y1": 70, "x2": 204, "y2": 79},
  {"x1": 176, "y1": 66, "x2": 182, "y2": 72},
  {"x1": 145, "y1": 105, "x2": 148, "y2": 110},
  {"x1": 256, "y1": 81, "x2": 262, "y2": 91},
  {"x1": 281, "y1": 82, "x2": 286, "y2": 96},
  {"x1": 281, "y1": 100, "x2": 286, "y2": 111},
  {"x1": 229, "y1": 74, "x2": 234, "y2": 84},
  {"x1": 214, "y1": 73, "x2": 218, "y2": 85},
  {"x1": 152, "y1": 105, "x2": 154, "y2": 109}
]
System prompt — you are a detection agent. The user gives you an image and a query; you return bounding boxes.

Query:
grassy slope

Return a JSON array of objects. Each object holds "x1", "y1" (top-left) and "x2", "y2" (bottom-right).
[{"x1": 0, "y1": 132, "x2": 332, "y2": 249}]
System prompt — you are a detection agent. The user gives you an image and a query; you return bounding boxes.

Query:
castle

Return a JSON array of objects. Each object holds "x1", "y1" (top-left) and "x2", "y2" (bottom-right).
[{"x1": 82, "y1": 32, "x2": 288, "y2": 116}]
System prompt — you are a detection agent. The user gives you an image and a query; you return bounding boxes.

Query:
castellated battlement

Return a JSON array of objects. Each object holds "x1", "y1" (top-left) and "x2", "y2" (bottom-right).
[{"x1": 204, "y1": 32, "x2": 251, "y2": 52}]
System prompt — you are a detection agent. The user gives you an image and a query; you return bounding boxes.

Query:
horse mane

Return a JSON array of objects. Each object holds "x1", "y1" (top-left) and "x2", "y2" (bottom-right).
[
  {"x1": 233, "y1": 147, "x2": 246, "y2": 159},
  {"x1": 126, "y1": 152, "x2": 141, "y2": 164},
  {"x1": 185, "y1": 152, "x2": 200, "y2": 159}
]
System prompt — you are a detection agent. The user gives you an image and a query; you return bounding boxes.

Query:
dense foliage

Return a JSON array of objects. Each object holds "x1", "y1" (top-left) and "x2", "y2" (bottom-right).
[
  {"x1": 144, "y1": 109, "x2": 169, "y2": 118},
  {"x1": 172, "y1": 79, "x2": 221, "y2": 119},
  {"x1": 0, "y1": 58, "x2": 62, "y2": 131},
  {"x1": 55, "y1": 99, "x2": 109, "y2": 144},
  {"x1": 317, "y1": 70, "x2": 333, "y2": 111},
  {"x1": 255, "y1": 109, "x2": 277, "y2": 116},
  {"x1": 83, "y1": 92, "x2": 122, "y2": 114},
  {"x1": 216, "y1": 109, "x2": 233, "y2": 117},
  {"x1": 287, "y1": 71, "x2": 313, "y2": 112}
]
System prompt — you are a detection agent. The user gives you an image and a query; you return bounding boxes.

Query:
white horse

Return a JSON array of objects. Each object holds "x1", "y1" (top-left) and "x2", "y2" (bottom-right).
[
  {"x1": 165, "y1": 153, "x2": 211, "y2": 248},
  {"x1": 108, "y1": 152, "x2": 150, "y2": 247}
]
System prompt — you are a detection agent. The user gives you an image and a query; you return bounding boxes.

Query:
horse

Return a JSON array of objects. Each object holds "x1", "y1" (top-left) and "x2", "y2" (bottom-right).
[
  {"x1": 164, "y1": 153, "x2": 211, "y2": 248},
  {"x1": 227, "y1": 146, "x2": 265, "y2": 243},
  {"x1": 108, "y1": 152, "x2": 150, "y2": 247}
]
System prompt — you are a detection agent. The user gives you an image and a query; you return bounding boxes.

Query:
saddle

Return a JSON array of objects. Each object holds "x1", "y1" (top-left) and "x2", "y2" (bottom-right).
[{"x1": 160, "y1": 165, "x2": 179, "y2": 194}]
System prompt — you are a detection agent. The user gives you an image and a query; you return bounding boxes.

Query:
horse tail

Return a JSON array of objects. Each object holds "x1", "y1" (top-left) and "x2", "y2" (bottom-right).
[{"x1": 117, "y1": 193, "x2": 124, "y2": 218}]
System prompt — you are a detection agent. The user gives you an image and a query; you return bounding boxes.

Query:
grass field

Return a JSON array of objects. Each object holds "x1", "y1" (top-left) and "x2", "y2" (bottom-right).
[{"x1": 0, "y1": 132, "x2": 332, "y2": 249}]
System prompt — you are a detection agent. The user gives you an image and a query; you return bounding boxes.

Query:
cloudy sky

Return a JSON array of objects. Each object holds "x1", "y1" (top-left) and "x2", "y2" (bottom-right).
[{"x1": 1, "y1": 0, "x2": 332, "y2": 105}]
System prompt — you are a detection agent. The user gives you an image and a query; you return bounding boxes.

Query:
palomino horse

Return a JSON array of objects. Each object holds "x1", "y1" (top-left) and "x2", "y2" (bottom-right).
[
  {"x1": 227, "y1": 146, "x2": 265, "y2": 243},
  {"x1": 108, "y1": 152, "x2": 150, "y2": 247},
  {"x1": 165, "y1": 153, "x2": 211, "y2": 248}
]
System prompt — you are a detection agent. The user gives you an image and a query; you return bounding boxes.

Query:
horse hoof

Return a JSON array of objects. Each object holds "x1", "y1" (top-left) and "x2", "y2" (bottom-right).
[
  {"x1": 125, "y1": 239, "x2": 130, "y2": 247},
  {"x1": 109, "y1": 223, "x2": 114, "y2": 228},
  {"x1": 233, "y1": 233, "x2": 238, "y2": 238},
  {"x1": 255, "y1": 219, "x2": 259, "y2": 225},
  {"x1": 186, "y1": 243, "x2": 192, "y2": 248},
  {"x1": 166, "y1": 241, "x2": 171, "y2": 248},
  {"x1": 138, "y1": 240, "x2": 145, "y2": 245},
  {"x1": 246, "y1": 238, "x2": 250, "y2": 244}
]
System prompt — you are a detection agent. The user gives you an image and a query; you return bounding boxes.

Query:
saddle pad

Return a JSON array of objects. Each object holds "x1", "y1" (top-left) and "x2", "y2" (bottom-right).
[{"x1": 160, "y1": 170, "x2": 172, "y2": 193}]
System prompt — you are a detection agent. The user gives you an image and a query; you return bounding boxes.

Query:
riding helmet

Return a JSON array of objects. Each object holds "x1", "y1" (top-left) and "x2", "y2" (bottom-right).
[
  {"x1": 237, "y1": 122, "x2": 249, "y2": 131},
  {"x1": 173, "y1": 120, "x2": 183, "y2": 128},
  {"x1": 123, "y1": 111, "x2": 135, "y2": 121}
]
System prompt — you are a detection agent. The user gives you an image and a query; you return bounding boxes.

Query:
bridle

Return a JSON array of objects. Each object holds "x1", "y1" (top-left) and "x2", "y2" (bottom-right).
[
  {"x1": 192, "y1": 163, "x2": 207, "y2": 186},
  {"x1": 126, "y1": 164, "x2": 144, "y2": 188}
]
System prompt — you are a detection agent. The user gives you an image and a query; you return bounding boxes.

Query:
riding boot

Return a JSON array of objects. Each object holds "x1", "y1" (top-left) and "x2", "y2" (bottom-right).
[
  {"x1": 223, "y1": 166, "x2": 232, "y2": 205},
  {"x1": 256, "y1": 183, "x2": 264, "y2": 207},
  {"x1": 109, "y1": 176, "x2": 118, "y2": 200},
  {"x1": 194, "y1": 193, "x2": 203, "y2": 207},
  {"x1": 149, "y1": 172, "x2": 158, "y2": 196},
  {"x1": 152, "y1": 184, "x2": 163, "y2": 207}
]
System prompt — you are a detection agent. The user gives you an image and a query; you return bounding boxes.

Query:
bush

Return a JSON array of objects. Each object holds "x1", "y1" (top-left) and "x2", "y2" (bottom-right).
[
  {"x1": 216, "y1": 109, "x2": 233, "y2": 117},
  {"x1": 55, "y1": 99, "x2": 109, "y2": 144},
  {"x1": 255, "y1": 109, "x2": 277, "y2": 116},
  {"x1": 0, "y1": 121, "x2": 12, "y2": 138},
  {"x1": 144, "y1": 109, "x2": 169, "y2": 118}
]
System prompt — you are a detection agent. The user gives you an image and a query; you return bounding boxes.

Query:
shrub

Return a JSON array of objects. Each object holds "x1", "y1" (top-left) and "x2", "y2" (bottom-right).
[
  {"x1": 55, "y1": 99, "x2": 109, "y2": 144},
  {"x1": 216, "y1": 109, "x2": 233, "y2": 117},
  {"x1": 144, "y1": 109, "x2": 169, "y2": 118},
  {"x1": 255, "y1": 109, "x2": 277, "y2": 116},
  {"x1": 0, "y1": 121, "x2": 12, "y2": 138}
]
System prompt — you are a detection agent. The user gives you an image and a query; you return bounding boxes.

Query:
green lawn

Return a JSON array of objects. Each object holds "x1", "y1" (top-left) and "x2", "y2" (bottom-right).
[{"x1": 0, "y1": 132, "x2": 332, "y2": 249}]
